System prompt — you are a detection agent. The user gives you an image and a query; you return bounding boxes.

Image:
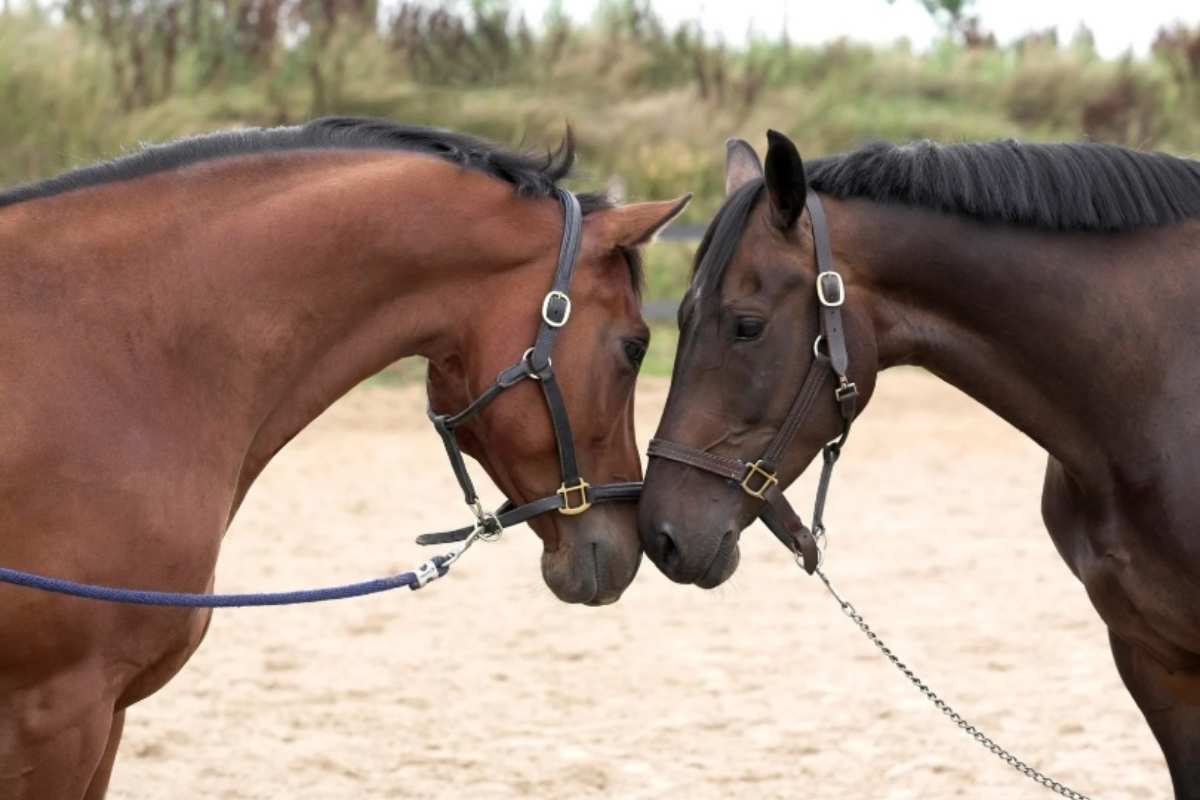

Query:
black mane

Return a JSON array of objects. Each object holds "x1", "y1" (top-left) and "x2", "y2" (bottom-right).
[
  {"x1": 807, "y1": 139, "x2": 1200, "y2": 232},
  {"x1": 693, "y1": 139, "x2": 1200, "y2": 291},
  {"x1": 0, "y1": 116, "x2": 610, "y2": 214},
  {"x1": 693, "y1": 180, "x2": 764, "y2": 295},
  {"x1": 0, "y1": 117, "x2": 644, "y2": 290}
]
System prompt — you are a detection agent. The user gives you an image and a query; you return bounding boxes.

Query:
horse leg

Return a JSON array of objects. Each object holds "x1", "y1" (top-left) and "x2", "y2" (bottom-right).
[
  {"x1": 0, "y1": 675, "x2": 119, "y2": 800},
  {"x1": 82, "y1": 710, "x2": 125, "y2": 800},
  {"x1": 1110, "y1": 629, "x2": 1200, "y2": 799}
]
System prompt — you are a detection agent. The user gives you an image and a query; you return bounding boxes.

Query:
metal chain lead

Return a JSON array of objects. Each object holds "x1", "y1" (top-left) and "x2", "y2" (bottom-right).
[{"x1": 812, "y1": 564, "x2": 1093, "y2": 800}]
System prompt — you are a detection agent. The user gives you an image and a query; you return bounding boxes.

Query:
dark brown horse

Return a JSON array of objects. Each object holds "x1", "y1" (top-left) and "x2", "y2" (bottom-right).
[
  {"x1": 638, "y1": 131, "x2": 1200, "y2": 796},
  {"x1": 0, "y1": 118, "x2": 687, "y2": 798}
]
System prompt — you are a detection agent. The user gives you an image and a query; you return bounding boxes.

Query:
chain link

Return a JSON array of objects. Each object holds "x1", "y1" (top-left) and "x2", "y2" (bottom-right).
[{"x1": 813, "y1": 566, "x2": 1093, "y2": 800}]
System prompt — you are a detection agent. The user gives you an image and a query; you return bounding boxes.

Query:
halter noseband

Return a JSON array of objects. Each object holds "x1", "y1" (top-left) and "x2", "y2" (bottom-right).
[
  {"x1": 416, "y1": 188, "x2": 641, "y2": 547},
  {"x1": 646, "y1": 193, "x2": 859, "y2": 573}
]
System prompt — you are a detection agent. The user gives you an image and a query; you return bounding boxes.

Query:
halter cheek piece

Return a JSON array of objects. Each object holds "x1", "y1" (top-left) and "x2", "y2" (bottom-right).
[
  {"x1": 416, "y1": 188, "x2": 642, "y2": 547},
  {"x1": 646, "y1": 193, "x2": 859, "y2": 574}
]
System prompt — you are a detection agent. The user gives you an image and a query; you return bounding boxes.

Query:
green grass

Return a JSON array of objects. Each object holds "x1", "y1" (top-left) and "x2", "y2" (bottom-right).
[
  {"x1": 644, "y1": 321, "x2": 679, "y2": 377},
  {"x1": 639, "y1": 241, "x2": 692, "y2": 375},
  {"x1": 4, "y1": 6, "x2": 1198, "y2": 380},
  {"x1": 643, "y1": 241, "x2": 694, "y2": 304},
  {"x1": 4, "y1": 9, "x2": 1197, "y2": 207}
]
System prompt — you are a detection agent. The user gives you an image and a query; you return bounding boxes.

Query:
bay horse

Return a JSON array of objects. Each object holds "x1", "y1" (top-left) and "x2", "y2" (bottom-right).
[
  {"x1": 0, "y1": 117, "x2": 687, "y2": 798},
  {"x1": 638, "y1": 130, "x2": 1200, "y2": 796}
]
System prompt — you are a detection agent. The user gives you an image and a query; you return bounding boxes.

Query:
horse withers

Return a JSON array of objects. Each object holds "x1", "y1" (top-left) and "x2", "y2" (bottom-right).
[
  {"x1": 0, "y1": 118, "x2": 687, "y2": 798},
  {"x1": 638, "y1": 130, "x2": 1200, "y2": 796}
]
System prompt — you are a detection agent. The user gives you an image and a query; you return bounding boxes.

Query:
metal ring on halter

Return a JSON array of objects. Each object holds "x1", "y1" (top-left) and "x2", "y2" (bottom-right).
[
  {"x1": 812, "y1": 523, "x2": 828, "y2": 552},
  {"x1": 795, "y1": 542, "x2": 824, "y2": 571},
  {"x1": 468, "y1": 498, "x2": 503, "y2": 541},
  {"x1": 521, "y1": 347, "x2": 551, "y2": 380},
  {"x1": 813, "y1": 335, "x2": 825, "y2": 359},
  {"x1": 476, "y1": 512, "x2": 504, "y2": 542}
]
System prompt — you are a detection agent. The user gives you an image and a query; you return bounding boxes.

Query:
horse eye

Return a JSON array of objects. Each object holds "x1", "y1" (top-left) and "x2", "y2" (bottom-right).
[
  {"x1": 735, "y1": 317, "x2": 765, "y2": 341},
  {"x1": 622, "y1": 338, "x2": 648, "y2": 368}
]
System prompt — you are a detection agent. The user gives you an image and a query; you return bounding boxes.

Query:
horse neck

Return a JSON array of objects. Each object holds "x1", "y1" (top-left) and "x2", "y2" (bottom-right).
[
  {"x1": 838, "y1": 198, "x2": 1168, "y2": 485},
  {"x1": 224, "y1": 156, "x2": 557, "y2": 501},
  {"x1": 39, "y1": 151, "x2": 551, "y2": 508}
]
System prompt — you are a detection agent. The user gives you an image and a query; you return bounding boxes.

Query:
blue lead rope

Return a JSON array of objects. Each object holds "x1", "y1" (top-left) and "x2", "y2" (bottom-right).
[{"x1": 0, "y1": 553, "x2": 456, "y2": 608}]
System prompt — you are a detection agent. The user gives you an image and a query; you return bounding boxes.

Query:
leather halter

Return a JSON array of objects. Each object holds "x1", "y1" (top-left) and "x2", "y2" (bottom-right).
[
  {"x1": 646, "y1": 193, "x2": 859, "y2": 573},
  {"x1": 416, "y1": 188, "x2": 641, "y2": 547}
]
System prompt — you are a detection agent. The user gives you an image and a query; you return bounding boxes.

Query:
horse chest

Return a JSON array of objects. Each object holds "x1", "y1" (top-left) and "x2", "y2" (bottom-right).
[
  {"x1": 115, "y1": 607, "x2": 214, "y2": 709},
  {"x1": 1042, "y1": 456, "x2": 1200, "y2": 673}
]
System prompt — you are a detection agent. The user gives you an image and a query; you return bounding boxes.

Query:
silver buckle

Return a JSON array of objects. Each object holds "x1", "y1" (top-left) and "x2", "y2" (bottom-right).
[
  {"x1": 816, "y1": 271, "x2": 845, "y2": 307},
  {"x1": 541, "y1": 290, "x2": 572, "y2": 327}
]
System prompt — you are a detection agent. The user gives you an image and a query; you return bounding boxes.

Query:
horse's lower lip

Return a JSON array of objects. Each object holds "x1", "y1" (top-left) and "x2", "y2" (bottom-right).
[
  {"x1": 698, "y1": 556, "x2": 727, "y2": 587},
  {"x1": 586, "y1": 542, "x2": 603, "y2": 604},
  {"x1": 542, "y1": 544, "x2": 608, "y2": 605},
  {"x1": 696, "y1": 531, "x2": 736, "y2": 588},
  {"x1": 582, "y1": 542, "x2": 623, "y2": 605}
]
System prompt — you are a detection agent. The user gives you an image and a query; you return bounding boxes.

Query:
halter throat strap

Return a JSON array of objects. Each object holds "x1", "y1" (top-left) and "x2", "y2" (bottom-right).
[{"x1": 647, "y1": 192, "x2": 858, "y2": 573}]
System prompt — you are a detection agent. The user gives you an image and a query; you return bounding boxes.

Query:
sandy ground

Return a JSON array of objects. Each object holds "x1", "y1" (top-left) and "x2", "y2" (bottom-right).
[{"x1": 110, "y1": 370, "x2": 1170, "y2": 799}]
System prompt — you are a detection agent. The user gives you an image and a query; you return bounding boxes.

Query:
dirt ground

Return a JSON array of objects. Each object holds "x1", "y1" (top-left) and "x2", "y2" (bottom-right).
[{"x1": 110, "y1": 370, "x2": 1170, "y2": 799}]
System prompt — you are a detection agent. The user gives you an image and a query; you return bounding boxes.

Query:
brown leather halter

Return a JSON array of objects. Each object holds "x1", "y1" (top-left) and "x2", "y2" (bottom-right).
[
  {"x1": 415, "y1": 189, "x2": 642, "y2": 547},
  {"x1": 646, "y1": 193, "x2": 858, "y2": 573}
]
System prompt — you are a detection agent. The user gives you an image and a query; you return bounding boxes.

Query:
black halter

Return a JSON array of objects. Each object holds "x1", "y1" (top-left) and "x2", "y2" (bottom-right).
[
  {"x1": 416, "y1": 188, "x2": 642, "y2": 547},
  {"x1": 646, "y1": 193, "x2": 858, "y2": 573}
]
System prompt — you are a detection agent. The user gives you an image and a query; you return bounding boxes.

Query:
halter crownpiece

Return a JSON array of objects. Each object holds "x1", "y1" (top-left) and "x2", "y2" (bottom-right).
[
  {"x1": 418, "y1": 188, "x2": 642, "y2": 547},
  {"x1": 647, "y1": 192, "x2": 858, "y2": 574}
]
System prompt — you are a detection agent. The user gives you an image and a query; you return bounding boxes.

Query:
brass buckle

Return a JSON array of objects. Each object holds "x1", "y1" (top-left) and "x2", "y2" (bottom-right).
[
  {"x1": 739, "y1": 460, "x2": 778, "y2": 499},
  {"x1": 557, "y1": 478, "x2": 592, "y2": 515}
]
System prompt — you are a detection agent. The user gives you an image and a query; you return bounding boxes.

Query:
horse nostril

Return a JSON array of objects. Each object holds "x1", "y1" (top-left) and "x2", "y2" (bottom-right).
[{"x1": 655, "y1": 526, "x2": 681, "y2": 570}]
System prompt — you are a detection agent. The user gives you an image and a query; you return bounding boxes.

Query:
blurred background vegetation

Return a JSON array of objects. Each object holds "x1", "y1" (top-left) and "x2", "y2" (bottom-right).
[{"x1": 2, "y1": 0, "x2": 1198, "y2": 373}]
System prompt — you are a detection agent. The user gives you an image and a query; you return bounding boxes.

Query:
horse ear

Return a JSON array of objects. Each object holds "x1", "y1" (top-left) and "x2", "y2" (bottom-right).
[
  {"x1": 725, "y1": 138, "x2": 763, "y2": 196},
  {"x1": 764, "y1": 129, "x2": 807, "y2": 230},
  {"x1": 602, "y1": 194, "x2": 692, "y2": 248}
]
